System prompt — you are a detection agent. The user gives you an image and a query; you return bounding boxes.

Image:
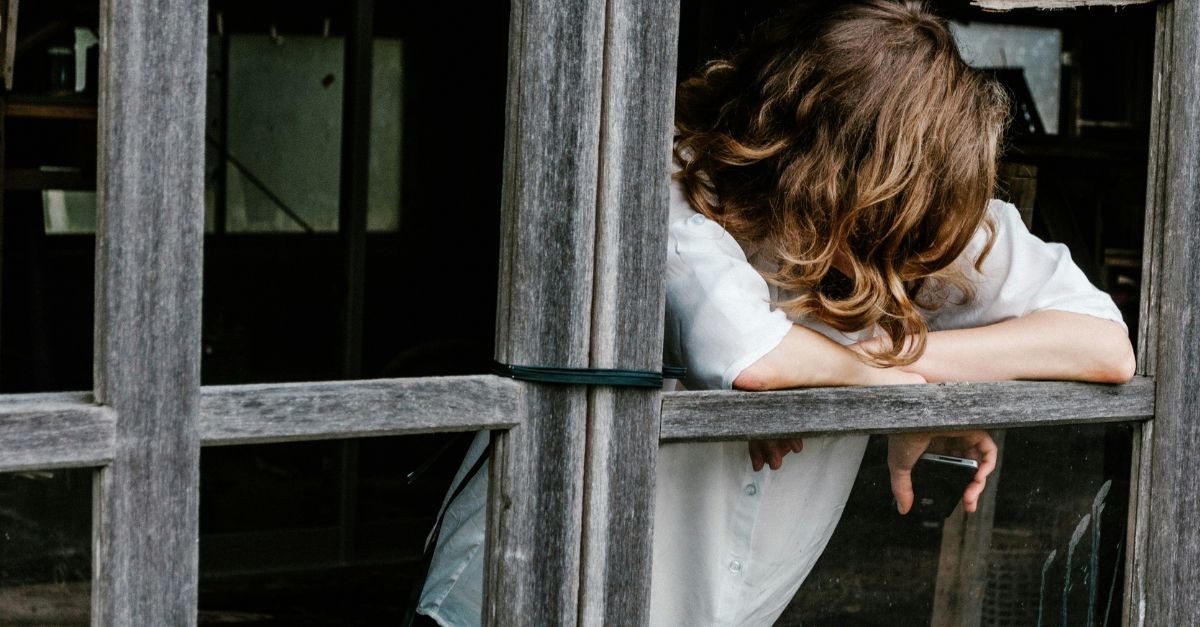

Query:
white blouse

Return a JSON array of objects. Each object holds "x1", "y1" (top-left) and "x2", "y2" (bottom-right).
[{"x1": 417, "y1": 181, "x2": 1126, "y2": 627}]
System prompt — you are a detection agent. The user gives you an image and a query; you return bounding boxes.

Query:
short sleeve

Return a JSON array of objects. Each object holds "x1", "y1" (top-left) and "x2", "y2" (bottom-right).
[
  {"x1": 927, "y1": 199, "x2": 1127, "y2": 333},
  {"x1": 664, "y1": 186, "x2": 792, "y2": 391}
]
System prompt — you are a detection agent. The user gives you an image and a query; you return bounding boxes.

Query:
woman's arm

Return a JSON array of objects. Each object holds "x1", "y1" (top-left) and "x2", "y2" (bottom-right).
[
  {"x1": 859, "y1": 310, "x2": 1136, "y2": 384},
  {"x1": 735, "y1": 324, "x2": 926, "y2": 471},
  {"x1": 733, "y1": 324, "x2": 926, "y2": 391}
]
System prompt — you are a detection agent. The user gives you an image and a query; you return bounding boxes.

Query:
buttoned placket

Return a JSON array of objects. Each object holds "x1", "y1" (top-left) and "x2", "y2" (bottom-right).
[{"x1": 713, "y1": 461, "x2": 770, "y2": 625}]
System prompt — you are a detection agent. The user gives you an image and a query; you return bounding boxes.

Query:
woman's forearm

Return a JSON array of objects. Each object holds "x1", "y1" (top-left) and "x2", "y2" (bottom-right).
[
  {"x1": 733, "y1": 325, "x2": 923, "y2": 390},
  {"x1": 901, "y1": 310, "x2": 1135, "y2": 384}
]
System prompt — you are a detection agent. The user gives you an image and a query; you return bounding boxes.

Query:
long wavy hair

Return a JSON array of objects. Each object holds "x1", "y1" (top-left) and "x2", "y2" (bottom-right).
[{"x1": 674, "y1": 0, "x2": 1009, "y2": 366}]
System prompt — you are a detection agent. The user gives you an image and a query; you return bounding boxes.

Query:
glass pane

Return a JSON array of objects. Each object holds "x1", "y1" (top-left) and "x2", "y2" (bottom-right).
[
  {"x1": 198, "y1": 433, "x2": 472, "y2": 624},
  {"x1": 198, "y1": 1, "x2": 507, "y2": 622},
  {"x1": 201, "y1": 1, "x2": 505, "y2": 386},
  {"x1": 0, "y1": 469, "x2": 92, "y2": 625},
  {"x1": 207, "y1": 35, "x2": 401, "y2": 234},
  {"x1": 951, "y1": 22, "x2": 1061, "y2": 135},
  {"x1": 1, "y1": 0, "x2": 99, "y2": 392},
  {"x1": 784, "y1": 423, "x2": 1134, "y2": 626}
]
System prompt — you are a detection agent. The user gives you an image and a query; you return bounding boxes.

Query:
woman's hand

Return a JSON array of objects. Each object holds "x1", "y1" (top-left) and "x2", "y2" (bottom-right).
[
  {"x1": 888, "y1": 430, "x2": 998, "y2": 514},
  {"x1": 748, "y1": 438, "x2": 804, "y2": 471},
  {"x1": 745, "y1": 365, "x2": 926, "y2": 471}
]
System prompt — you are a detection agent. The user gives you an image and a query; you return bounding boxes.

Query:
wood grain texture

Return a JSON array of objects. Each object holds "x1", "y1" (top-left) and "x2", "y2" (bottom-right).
[
  {"x1": 1124, "y1": 420, "x2": 1153, "y2": 627},
  {"x1": 199, "y1": 376, "x2": 523, "y2": 445},
  {"x1": 0, "y1": 393, "x2": 113, "y2": 472},
  {"x1": 1137, "y1": 3, "x2": 1173, "y2": 378},
  {"x1": 972, "y1": 0, "x2": 1155, "y2": 9},
  {"x1": 91, "y1": 0, "x2": 207, "y2": 624},
  {"x1": 1126, "y1": 7, "x2": 1173, "y2": 624},
  {"x1": 1144, "y1": 1, "x2": 1200, "y2": 624},
  {"x1": 660, "y1": 378, "x2": 1154, "y2": 442},
  {"x1": 485, "y1": 1, "x2": 605, "y2": 625},
  {"x1": 577, "y1": 0, "x2": 678, "y2": 624}
]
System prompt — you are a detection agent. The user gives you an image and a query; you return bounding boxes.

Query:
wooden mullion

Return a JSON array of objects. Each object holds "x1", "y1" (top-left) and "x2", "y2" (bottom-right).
[
  {"x1": 91, "y1": 0, "x2": 208, "y2": 624},
  {"x1": 1125, "y1": 4, "x2": 1174, "y2": 624},
  {"x1": 971, "y1": 0, "x2": 1156, "y2": 9},
  {"x1": 0, "y1": 394, "x2": 113, "y2": 472},
  {"x1": 199, "y1": 375, "x2": 523, "y2": 445},
  {"x1": 1136, "y1": 2, "x2": 1174, "y2": 378},
  {"x1": 576, "y1": 0, "x2": 679, "y2": 624},
  {"x1": 1143, "y1": 0, "x2": 1200, "y2": 623},
  {"x1": 485, "y1": 1, "x2": 606, "y2": 625},
  {"x1": 660, "y1": 378, "x2": 1154, "y2": 442}
]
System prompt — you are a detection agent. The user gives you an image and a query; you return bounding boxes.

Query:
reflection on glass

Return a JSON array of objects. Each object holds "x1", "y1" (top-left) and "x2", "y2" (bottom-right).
[
  {"x1": 203, "y1": 36, "x2": 403, "y2": 234},
  {"x1": 785, "y1": 423, "x2": 1132, "y2": 626},
  {"x1": 42, "y1": 190, "x2": 97, "y2": 234},
  {"x1": 0, "y1": 469, "x2": 92, "y2": 625},
  {"x1": 951, "y1": 22, "x2": 1063, "y2": 135},
  {"x1": 198, "y1": 433, "x2": 467, "y2": 624}
]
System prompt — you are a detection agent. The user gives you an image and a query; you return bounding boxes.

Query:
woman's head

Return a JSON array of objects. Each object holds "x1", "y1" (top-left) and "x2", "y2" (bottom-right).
[{"x1": 674, "y1": 0, "x2": 1008, "y2": 365}]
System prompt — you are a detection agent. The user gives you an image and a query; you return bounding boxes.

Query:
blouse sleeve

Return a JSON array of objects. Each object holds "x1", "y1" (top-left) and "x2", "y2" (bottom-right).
[
  {"x1": 927, "y1": 199, "x2": 1127, "y2": 333},
  {"x1": 664, "y1": 190, "x2": 792, "y2": 391}
]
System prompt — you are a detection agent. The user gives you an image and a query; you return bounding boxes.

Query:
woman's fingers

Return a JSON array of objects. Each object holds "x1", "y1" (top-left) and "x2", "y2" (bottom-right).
[
  {"x1": 749, "y1": 441, "x2": 765, "y2": 471},
  {"x1": 889, "y1": 430, "x2": 1000, "y2": 515},
  {"x1": 887, "y1": 432, "x2": 933, "y2": 515},
  {"x1": 890, "y1": 466, "x2": 915, "y2": 514},
  {"x1": 748, "y1": 438, "x2": 805, "y2": 471}
]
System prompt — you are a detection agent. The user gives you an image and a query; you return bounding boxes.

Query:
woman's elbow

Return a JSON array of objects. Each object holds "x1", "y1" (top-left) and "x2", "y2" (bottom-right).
[
  {"x1": 733, "y1": 361, "x2": 776, "y2": 391},
  {"x1": 1091, "y1": 332, "x2": 1136, "y2": 384}
]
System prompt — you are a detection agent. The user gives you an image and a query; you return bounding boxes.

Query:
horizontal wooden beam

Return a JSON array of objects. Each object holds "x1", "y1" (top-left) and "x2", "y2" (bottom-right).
[
  {"x1": 972, "y1": 0, "x2": 1156, "y2": 9},
  {"x1": 200, "y1": 375, "x2": 524, "y2": 446},
  {"x1": 659, "y1": 377, "x2": 1154, "y2": 442},
  {"x1": 0, "y1": 393, "x2": 114, "y2": 473}
]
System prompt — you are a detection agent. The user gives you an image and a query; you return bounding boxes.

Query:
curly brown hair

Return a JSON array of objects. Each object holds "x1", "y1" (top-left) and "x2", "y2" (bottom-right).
[{"x1": 674, "y1": 0, "x2": 1009, "y2": 366}]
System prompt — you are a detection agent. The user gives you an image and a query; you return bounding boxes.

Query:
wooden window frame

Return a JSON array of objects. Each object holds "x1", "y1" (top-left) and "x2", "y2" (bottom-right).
[{"x1": 0, "y1": 0, "x2": 1194, "y2": 625}]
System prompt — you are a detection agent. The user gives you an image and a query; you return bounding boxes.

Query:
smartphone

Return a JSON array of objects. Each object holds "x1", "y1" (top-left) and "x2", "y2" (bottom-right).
[{"x1": 905, "y1": 453, "x2": 979, "y2": 521}]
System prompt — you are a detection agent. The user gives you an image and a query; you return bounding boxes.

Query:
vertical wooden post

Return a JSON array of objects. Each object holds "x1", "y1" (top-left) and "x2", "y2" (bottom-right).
[
  {"x1": 485, "y1": 0, "x2": 605, "y2": 624},
  {"x1": 91, "y1": 0, "x2": 207, "y2": 623},
  {"x1": 577, "y1": 0, "x2": 678, "y2": 625},
  {"x1": 1143, "y1": 1, "x2": 1200, "y2": 625},
  {"x1": 1126, "y1": 5, "x2": 1173, "y2": 625}
]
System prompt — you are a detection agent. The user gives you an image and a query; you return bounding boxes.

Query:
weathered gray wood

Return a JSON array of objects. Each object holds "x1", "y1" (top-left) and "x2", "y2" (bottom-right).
[
  {"x1": 660, "y1": 378, "x2": 1154, "y2": 442},
  {"x1": 1144, "y1": 1, "x2": 1200, "y2": 624},
  {"x1": 0, "y1": 393, "x2": 113, "y2": 472},
  {"x1": 1137, "y1": 3, "x2": 1173, "y2": 379},
  {"x1": 485, "y1": 0, "x2": 606, "y2": 625},
  {"x1": 973, "y1": 0, "x2": 1155, "y2": 9},
  {"x1": 91, "y1": 0, "x2": 207, "y2": 624},
  {"x1": 577, "y1": 0, "x2": 678, "y2": 624},
  {"x1": 199, "y1": 376, "x2": 523, "y2": 445},
  {"x1": 1126, "y1": 6, "x2": 1173, "y2": 625},
  {"x1": 1124, "y1": 420, "x2": 1153, "y2": 627}
]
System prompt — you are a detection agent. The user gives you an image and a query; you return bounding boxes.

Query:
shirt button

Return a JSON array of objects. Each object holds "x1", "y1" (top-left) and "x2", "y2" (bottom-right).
[
  {"x1": 743, "y1": 484, "x2": 758, "y2": 496},
  {"x1": 729, "y1": 560, "x2": 742, "y2": 573},
  {"x1": 688, "y1": 214, "x2": 706, "y2": 225}
]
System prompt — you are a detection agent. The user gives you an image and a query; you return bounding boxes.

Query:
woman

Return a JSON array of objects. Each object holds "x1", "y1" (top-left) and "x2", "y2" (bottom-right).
[{"x1": 418, "y1": 1, "x2": 1135, "y2": 625}]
